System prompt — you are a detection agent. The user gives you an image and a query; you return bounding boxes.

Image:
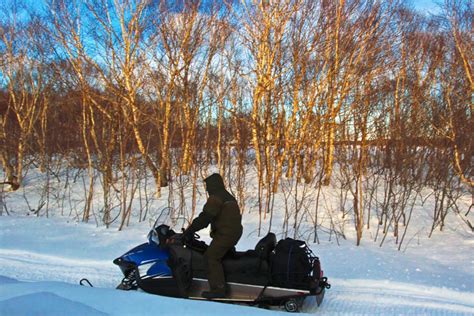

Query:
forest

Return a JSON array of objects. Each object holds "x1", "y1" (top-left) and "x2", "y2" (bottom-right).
[{"x1": 0, "y1": 0, "x2": 472, "y2": 246}]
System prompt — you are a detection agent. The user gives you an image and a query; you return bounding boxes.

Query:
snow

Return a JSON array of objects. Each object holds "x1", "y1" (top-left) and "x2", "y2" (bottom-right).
[
  {"x1": 1, "y1": 169, "x2": 474, "y2": 315},
  {"x1": 0, "y1": 278, "x2": 277, "y2": 316},
  {"x1": 1, "y1": 214, "x2": 473, "y2": 315}
]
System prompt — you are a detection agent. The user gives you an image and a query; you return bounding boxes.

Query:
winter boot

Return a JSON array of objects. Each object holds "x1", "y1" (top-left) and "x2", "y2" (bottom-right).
[{"x1": 202, "y1": 285, "x2": 226, "y2": 299}]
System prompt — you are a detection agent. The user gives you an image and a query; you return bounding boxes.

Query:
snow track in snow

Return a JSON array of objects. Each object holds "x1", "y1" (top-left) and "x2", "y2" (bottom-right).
[
  {"x1": 303, "y1": 278, "x2": 474, "y2": 315},
  {"x1": 0, "y1": 249, "x2": 121, "y2": 288}
]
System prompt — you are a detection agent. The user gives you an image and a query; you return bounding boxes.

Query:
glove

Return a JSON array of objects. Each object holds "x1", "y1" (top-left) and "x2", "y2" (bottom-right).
[{"x1": 182, "y1": 229, "x2": 194, "y2": 244}]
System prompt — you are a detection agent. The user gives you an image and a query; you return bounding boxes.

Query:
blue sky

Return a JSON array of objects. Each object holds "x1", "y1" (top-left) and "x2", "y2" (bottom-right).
[
  {"x1": 6, "y1": 0, "x2": 443, "y2": 15},
  {"x1": 410, "y1": 0, "x2": 442, "y2": 14}
]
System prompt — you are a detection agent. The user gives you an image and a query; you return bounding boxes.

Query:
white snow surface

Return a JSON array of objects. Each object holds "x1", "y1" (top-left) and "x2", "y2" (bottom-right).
[
  {"x1": 0, "y1": 168, "x2": 473, "y2": 315},
  {"x1": 1, "y1": 214, "x2": 473, "y2": 315}
]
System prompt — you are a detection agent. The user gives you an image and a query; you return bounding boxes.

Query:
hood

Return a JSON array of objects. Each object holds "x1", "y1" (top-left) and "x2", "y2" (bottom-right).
[{"x1": 204, "y1": 173, "x2": 225, "y2": 194}]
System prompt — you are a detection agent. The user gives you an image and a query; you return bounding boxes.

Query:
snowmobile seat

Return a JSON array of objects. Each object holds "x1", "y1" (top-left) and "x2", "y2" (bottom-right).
[
  {"x1": 222, "y1": 250, "x2": 270, "y2": 285},
  {"x1": 169, "y1": 233, "x2": 277, "y2": 287},
  {"x1": 169, "y1": 245, "x2": 270, "y2": 286},
  {"x1": 219, "y1": 233, "x2": 276, "y2": 285},
  {"x1": 223, "y1": 232, "x2": 276, "y2": 261}
]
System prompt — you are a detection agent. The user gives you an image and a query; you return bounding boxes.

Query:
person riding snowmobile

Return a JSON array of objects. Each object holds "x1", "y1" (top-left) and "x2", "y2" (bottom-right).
[{"x1": 183, "y1": 173, "x2": 243, "y2": 299}]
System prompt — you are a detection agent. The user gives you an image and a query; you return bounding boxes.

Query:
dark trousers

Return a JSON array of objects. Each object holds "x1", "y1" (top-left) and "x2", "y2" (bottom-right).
[{"x1": 204, "y1": 234, "x2": 240, "y2": 290}]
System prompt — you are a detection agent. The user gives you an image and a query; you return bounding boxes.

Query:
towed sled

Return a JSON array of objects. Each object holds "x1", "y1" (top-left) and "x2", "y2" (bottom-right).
[{"x1": 113, "y1": 220, "x2": 330, "y2": 312}]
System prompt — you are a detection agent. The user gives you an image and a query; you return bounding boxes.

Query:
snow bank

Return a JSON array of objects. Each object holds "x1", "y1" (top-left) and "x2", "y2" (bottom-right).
[{"x1": 0, "y1": 278, "x2": 278, "y2": 315}]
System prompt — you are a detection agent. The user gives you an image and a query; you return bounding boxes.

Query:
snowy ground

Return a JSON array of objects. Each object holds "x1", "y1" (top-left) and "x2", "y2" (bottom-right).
[
  {"x1": 1, "y1": 167, "x2": 473, "y2": 315},
  {"x1": 1, "y1": 214, "x2": 473, "y2": 315}
]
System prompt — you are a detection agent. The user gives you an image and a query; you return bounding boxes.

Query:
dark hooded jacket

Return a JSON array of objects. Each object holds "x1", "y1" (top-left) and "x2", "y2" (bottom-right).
[{"x1": 188, "y1": 174, "x2": 242, "y2": 240}]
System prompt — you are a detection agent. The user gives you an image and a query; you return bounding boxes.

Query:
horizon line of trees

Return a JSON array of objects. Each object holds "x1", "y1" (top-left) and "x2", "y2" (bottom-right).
[{"x1": 0, "y1": 0, "x2": 472, "y2": 244}]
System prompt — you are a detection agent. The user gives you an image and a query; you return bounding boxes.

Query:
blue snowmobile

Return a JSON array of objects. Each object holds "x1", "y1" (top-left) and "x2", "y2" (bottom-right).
[{"x1": 113, "y1": 219, "x2": 330, "y2": 312}]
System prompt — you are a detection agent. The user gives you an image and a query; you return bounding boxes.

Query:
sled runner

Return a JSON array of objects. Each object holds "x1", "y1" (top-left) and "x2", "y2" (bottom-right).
[{"x1": 113, "y1": 220, "x2": 330, "y2": 312}]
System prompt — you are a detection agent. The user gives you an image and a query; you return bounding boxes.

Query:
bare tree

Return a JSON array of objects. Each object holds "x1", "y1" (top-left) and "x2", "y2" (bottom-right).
[{"x1": 0, "y1": 3, "x2": 51, "y2": 189}]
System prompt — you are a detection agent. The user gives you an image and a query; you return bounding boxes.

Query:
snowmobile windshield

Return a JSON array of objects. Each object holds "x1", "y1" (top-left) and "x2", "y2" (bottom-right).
[
  {"x1": 149, "y1": 224, "x2": 176, "y2": 247},
  {"x1": 148, "y1": 229, "x2": 159, "y2": 246}
]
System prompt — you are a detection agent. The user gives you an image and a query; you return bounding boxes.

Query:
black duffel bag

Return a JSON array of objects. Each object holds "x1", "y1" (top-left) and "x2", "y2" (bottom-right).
[{"x1": 270, "y1": 238, "x2": 314, "y2": 289}]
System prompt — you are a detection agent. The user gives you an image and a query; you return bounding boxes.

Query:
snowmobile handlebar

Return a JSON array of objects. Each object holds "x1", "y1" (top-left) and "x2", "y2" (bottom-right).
[{"x1": 148, "y1": 223, "x2": 207, "y2": 252}]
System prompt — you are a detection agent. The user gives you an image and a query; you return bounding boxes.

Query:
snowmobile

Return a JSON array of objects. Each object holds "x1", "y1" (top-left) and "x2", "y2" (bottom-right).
[{"x1": 113, "y1": 220, "x2": 330, "y2": 312}]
